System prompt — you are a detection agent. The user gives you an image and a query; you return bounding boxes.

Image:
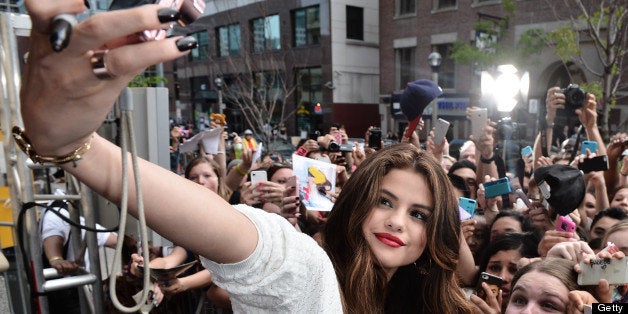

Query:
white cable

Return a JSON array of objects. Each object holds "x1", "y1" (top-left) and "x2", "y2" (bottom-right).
[{"x1": 108, "y1": 89, "x2": 152, "y2": 312}]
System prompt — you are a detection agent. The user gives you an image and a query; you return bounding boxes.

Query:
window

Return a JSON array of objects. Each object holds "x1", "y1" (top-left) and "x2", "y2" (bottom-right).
[
  {"x1": 396, "y1": 47, "x2": 415, "y2": 90},
  {"x1": 436, "y1": 0, "x2": 457, "y2": 9},
  {"x1": 293, "y1": 6, "x2": 320, "y2": 47},
  {"x1": 434, "y1": 44, "x2": 455, "y2": 89},
  {"x1": 254, "y1": 71, "x2": 284, "y2": 103},
  {"x1": 295, "y1": 67, "x2": 322, "y2": 133},
  {"x1": 217, "y1": 24, "x2": 241, "y2": 57},
  {"x1": 0, "y1": 0, "x2": 21, "y2": 12},
  {"x1": 346, "y1": 6, "x2": 363, "y2": 40},
  {"x1": 252, "y1": 15, "x2": 281, "y2": 52},
  {"x1": 397, "y1": 0, "x2": 415, "y2": 16},
  {"x1": 190, "y1": 31, "x2": 209, "y2": 61}
]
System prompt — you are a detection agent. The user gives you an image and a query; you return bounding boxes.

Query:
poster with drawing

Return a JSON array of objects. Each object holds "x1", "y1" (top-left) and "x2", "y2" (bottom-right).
[{"x1": 292, "y1": 154, "x2": 336, "y2": 211}]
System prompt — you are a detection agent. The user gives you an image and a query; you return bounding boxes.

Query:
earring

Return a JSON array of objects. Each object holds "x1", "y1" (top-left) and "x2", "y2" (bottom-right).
[{"x1": 415, "y1": 257, "x2": 433, "y2": 275}]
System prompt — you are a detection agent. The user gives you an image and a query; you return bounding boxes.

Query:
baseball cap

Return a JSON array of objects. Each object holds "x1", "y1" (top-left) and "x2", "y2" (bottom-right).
[
  {"x1": 400, "y1": 79, "x2": 442, "y2": 138},
  {"x1": 244, "y1": 129, "x2": 253, "y2": 135},
  {"x1": 533, "y1": 164, "x2": 585, "y2": 216}
]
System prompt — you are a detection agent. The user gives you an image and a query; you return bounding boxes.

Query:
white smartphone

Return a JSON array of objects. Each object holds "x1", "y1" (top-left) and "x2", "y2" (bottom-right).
[
  {"x1": 469, "y1": 108, "x2": 488, "y2": 140},
  {"x1": 250, "y1": 170, "x2": 268, "y2": 186},
  {"x1": 433, "y1": 118, "x2": 450, "y2": 144}
]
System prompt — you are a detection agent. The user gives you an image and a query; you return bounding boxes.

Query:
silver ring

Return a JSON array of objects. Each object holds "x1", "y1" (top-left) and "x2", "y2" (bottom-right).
[{"x1": 89, "y1": 49, "x2": 114, "y2": 79}]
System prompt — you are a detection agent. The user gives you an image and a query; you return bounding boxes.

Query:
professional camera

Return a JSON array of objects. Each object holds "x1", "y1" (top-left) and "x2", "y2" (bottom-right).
[
  {"x1": 496, "y1": 117, "x2": 519, "y2": 140},
  {"x1": 557, "y1": 84, "x2": 586, "y2": 111}
]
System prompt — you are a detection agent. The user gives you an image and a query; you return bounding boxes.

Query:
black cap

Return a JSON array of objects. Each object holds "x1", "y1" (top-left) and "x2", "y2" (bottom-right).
[
  {"x1": 533, "y1": 164, "x2": 585, "y2": 216},
  {"x1": 400, "y1": 79, "x2": 442, "y2": 138}
]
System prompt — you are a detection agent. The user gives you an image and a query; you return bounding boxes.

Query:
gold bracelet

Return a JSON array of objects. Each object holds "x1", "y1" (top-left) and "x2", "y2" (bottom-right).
[
  {"x1": 12, "y1": 126, "x2": 93, "y2": 165},
  {"x1": 235, "y1": 164, "x2": 249, "y2": 176},
  {"x1": 48, "y1": 256, "x2": 63, "y2": 263}
]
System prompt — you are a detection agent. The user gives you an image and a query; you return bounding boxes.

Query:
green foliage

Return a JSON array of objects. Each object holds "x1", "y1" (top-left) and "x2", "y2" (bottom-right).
[
  {"x1": 547, "y1": 26, "x2": 580, "y2": 62},
  {"x1": 580, "y1": 82, "x2": 602, "y2": 102},
  {"x1": 516, "y1": 29, "x2": 548, "y2": 58},
  {"x1": 128, "y1": 75, "x2": 168, "y2": 87}
]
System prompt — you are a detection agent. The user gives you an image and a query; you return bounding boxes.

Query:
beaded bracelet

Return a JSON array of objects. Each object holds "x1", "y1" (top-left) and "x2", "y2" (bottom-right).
[{"x1": 12, "y1": 126, "x2": 92, "y2": 166}]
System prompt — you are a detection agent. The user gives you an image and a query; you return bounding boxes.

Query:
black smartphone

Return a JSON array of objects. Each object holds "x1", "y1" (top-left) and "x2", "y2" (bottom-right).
[
  {"x1": 475, "y1": 272, "x2": 503, "y2": 300},
  {"x1": 368, "y1": 128, "x2": 382, "y2": 150},
  {"x1": 109, "y1": 0, "x2": 205, "y2": 41},
  {"x1": 578, "y1": 155, "x2": 609, "y2": 173}
]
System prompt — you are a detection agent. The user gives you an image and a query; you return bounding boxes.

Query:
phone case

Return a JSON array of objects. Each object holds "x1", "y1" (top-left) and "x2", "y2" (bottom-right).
[
  {"x1": 577, "y1": 258, "x2": 628, "y2": 285},
  {"x1": 578, "y1": 155, "x2": 609, "y2": 173},
  {"x1": 433, "y1": 118, "x2": 450, "y2": 144},
  {"x1": 475, "y1": 272, "x2": 503, "y2": 300},
  {"x1": 555, "y1": 215, "x2": 576, "y2": 233},
  {"x1": 484, "y1": 177, "x2": 512, "y2": 198},
  {"x1": 369, "y1": 128, "x2": 382, "y2": 149},
  {"x1": 459, "y1": 197, "x2": 477, "y2": 218},
  {"x1": 581, "y1": 140, "x2": 598, "y2": 155},
  {"x1": 521, "y1": 146, "x2": 533, "y2": 159},
  {"x1": 470, "y1": 108, "x2": 488, "y2": 140},
  {"x1": 250, "y1": 170, "x2": 268, "y2": 186}
]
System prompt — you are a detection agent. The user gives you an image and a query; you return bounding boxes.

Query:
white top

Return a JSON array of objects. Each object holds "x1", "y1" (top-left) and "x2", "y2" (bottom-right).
[
  {"x1": 200, "y1": 204, "x2": 343, "y2": 313},
  {"x1": 40, "y1": 206, "x2": 111, "y2": 271}
]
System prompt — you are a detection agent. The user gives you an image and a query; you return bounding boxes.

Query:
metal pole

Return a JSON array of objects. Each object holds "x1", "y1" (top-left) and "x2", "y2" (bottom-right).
[
  {"x1": 218, "y1": 88, "x2": 224, "y2": 114},
  {"x1": 431, "y1": 71, "x2": 439, "y2": 128}
]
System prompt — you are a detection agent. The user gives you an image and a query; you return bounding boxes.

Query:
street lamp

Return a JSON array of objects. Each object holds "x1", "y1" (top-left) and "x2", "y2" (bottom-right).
[
  {"x1": 428, "y1": 51, "x2": 442, "y2": 126},
  {"x1": 214, "y1": 77, "x2": 224, "y2": 114}
]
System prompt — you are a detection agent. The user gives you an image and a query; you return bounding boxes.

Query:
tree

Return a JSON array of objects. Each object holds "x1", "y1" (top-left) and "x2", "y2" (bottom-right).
[
  {"x1": 537, "y1": 0, "x2": 627, "y2": 140},
  {"x1": 451, "y1": 0, "x2": 627, "y2": 141},
  {"x1": 191, "y1": 3, "x2": 318, "y2": 149}
]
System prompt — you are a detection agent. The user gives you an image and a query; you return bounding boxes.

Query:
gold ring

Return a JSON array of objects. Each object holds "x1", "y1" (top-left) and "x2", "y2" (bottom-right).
[{"x1": 89, "y1": 49, "x2": 114, "y2": 79}]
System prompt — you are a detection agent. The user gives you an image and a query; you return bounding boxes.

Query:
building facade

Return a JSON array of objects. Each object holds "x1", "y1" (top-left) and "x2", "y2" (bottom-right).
[
  {"x1": 379, "y1": 0, "x2": 627, "y2": 142},
  {"x1": 172, "y1": 0, "x2": 381, "y2": 138}
]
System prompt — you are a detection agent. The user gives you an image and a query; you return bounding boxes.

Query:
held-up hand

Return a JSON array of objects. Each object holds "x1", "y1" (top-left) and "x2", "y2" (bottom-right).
[
  {"x1": 21, "y1": 2, "x2": 197, "y2": 157},
  {"x1": 469, "y1": 282, "x2": 502, "y2": 314}
]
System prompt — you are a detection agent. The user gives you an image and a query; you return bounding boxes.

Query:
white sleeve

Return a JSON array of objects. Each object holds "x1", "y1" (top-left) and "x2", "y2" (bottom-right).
[
  {"x1": 41, "y1": 208, "x2": 70, "y2": 241},
  {"x1": 200, "y1": 204, "x2": 342, "y2": 313}
]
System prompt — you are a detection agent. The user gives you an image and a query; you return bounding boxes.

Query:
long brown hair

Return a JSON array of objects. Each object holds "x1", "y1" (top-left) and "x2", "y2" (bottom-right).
[
  {"x1": 322, "y1": 143, "x2": 472, "y2": 313},
  {"x1": 184, "y1": 156, "x2": 232, "y2": 201}
]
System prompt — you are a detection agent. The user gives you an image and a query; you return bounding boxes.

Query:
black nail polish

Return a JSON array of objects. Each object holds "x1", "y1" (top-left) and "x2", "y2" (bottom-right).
[
  {"x1": 158, "y1": 8, "x2": 181, "y2": 23},
  {"x1": 176, "y1": 36, "x2": 198, "y2": 52},
  {"x1": 84, "y1": 0, "x2": 90, "y2": 9},
  {"x1": 50, "y1": 14, "x2": 76, "y2": 52}
]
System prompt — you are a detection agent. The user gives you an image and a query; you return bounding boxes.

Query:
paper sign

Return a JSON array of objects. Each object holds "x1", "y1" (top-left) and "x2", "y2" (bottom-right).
[
  {"x1": 178, "y1": 128, "x2": 223, "y2": 154},
  {"x1": 292, "y1": 154, "x2": 336, "y2": 211}
]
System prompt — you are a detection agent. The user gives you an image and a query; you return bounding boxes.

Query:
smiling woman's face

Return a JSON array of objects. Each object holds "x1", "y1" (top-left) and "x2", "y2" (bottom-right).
[{"x1": 361, "y1": 168, "x2": 432, "y2": 280}]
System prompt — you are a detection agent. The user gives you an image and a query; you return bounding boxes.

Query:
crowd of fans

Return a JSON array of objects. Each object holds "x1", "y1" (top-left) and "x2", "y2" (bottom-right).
[{"x1": 19, "y1": 3, "x2": 628, "y2": 313}]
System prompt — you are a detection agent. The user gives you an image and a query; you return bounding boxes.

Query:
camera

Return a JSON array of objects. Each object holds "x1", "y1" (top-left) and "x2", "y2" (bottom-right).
[
  {"x1": 496, "y1": 117, "x2": 519, "y2": 140},
  {"x1": 557, "y1": 84, "x2": 586, "y2": 111}
]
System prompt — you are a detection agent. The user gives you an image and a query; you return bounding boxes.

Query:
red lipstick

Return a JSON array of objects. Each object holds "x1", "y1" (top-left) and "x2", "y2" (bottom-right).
[{"x1": 374, "y1": 233, "x2": 405, "y2": 248}]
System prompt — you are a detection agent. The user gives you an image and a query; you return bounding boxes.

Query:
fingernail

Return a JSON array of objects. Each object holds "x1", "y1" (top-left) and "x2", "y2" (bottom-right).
[
  {"x1": 50, "y1": 14, "x2": 76, "y2": 52},
  {"x1": 158, "y1": 8, "x2": 181, "y2": 23},
  {"x1": 176, "y1": 36, "x2": 198, "y2": 51},
  {"x1": 84, "y1": 0, "x2": 90, "y2": 9}
]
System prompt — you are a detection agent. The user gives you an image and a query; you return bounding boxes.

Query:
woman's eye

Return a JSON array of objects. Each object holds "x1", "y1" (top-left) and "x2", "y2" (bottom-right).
[
  {"x1": 488, "y1": 265, "x2": 501, "y2": 273},
  {"x1": 409, "y1": 210, "x2": 427, "y2": 221},
  {"x1": 541, "y1": 301, "x2": 559, "y2": 311},
  {"x1": 379, "y1": 198, "x2": 392, "y2": 207},
  {"x1": 511, "y1": 296, "x2": 526, "y2": 306}
]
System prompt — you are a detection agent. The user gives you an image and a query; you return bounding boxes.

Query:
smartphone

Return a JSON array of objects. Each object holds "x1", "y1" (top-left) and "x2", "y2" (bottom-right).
[
  {"x1": 250, "y1": 170, "x2": 268, "y2": 186},
  {"x1": 286, "y1": 176, "x2": 298, "y2": 197},
  {"x1": 368, "y1": 128, "x2": 382, "y2": 150},
  {"x1": 514, "y1": 189, "x2": 534, "y2": 212},
  {"x1": 469, "y1": 108, "x2": 488, "y2": 140},
  {"x1": 110, "y1": 0, "x2": 206, "y2": 41},
  {"x1": 475, "y1": 272, "x2": 503, "y2": 300},
  {"x1": 578, "y1": 258, "x2": 628, "y2": 285},
  {"x1": 578, "y1": 155, "x2": 609, "y2": 173},
  {"x1": 581, "y1": 140, "x2": 598, "y2": 155},
  {"x1": 521, "y1": 146, "x2": 533, "y2": 159},
  {"x1": 484, "y1": 177, "x2": 512, "y2": 199},
  {"x1": 555, "y1": 215, "x2": 576, "y2": 233},
  {"x1": 433, "y1": 118, "x2": 450, "y2": 145},
  {"x1": 459, "y1": 197, "x2": 477, "y2": 218}
]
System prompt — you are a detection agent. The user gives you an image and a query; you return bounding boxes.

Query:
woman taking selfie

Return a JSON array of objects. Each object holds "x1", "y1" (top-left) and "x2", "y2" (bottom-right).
[{"x1": 18, "y1": 2, "x2": 472, "y2": 312}]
